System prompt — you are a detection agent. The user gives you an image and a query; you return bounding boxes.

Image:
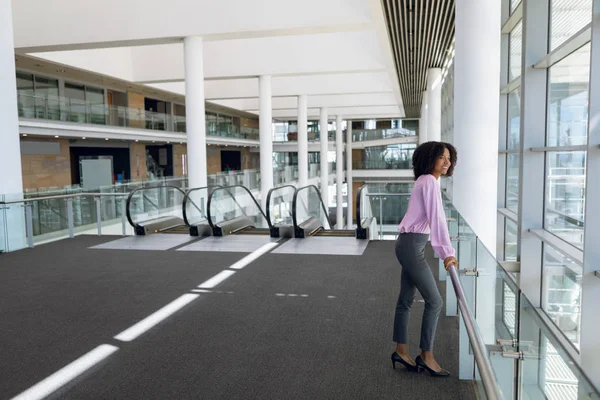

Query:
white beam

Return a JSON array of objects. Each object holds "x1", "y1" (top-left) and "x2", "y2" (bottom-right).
[
  {"x1": 184, "y1": 37, "x2": 208, "y2": 189},
  {"x1": 12, "y1": 0, "x2": 371, "y2": 51},
  {"x1": 298, "y1": 94, "x2": 308, "y2": 187},
  {"x1": 336, "y1": 116, "x2": 344, "y2": 229},
  {"x1": 259, "y1": 76, "x2": 274, "y2": 211},
  {"x1": 130, "y1": 32, "x2": 385, "y2": 82},
  {"x1": 0, "y1": 0, "x2": 26, "y2": 251}
]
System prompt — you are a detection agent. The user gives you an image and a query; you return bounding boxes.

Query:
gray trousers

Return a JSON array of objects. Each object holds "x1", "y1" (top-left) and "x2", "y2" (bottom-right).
[{"x1": 393, "y1": 233, "x2": 443, "y2": 351}]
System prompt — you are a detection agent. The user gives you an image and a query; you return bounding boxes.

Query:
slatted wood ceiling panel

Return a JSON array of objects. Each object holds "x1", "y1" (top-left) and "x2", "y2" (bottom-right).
[{"x1": 383, "y1": 0, "x2": 455, "y2": 117}]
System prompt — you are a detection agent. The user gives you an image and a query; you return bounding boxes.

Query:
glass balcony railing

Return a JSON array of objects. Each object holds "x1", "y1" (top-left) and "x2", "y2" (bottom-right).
[
  {"x1": 352, "y1": 160, "x2": 412, "y2": 170},
  {"x1": 0, "y1": 160, "x2": 340, "y2": 252},
  {"x1": 16, "y1": 93, "x2": 260, "y2": 140},
  {"x1": 361, "y1": 191, "x2": 600, "y2": 399},
  {"x1": 352, "y1": 128, "x2": 417, "y2": 142}
]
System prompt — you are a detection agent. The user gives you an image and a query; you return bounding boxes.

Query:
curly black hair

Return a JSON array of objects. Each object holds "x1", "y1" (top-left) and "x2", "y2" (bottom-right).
[{"x1": 412, "y1": 141, "x2": 458, "y2": 180}]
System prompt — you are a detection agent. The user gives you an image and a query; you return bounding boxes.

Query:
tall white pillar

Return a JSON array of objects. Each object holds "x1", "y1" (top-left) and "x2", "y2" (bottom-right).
[
  {"x1": 0, "y1": 0, "x2": 26, "y2": 252},
  {"x1": 419, "y1": 91, "x2": 429, "y2": 144},
  {"x1": 259, "y1": 76, "x2": 274, "y2": 211},
  {"x1": 183, "y1": 36, "x2": 207, "y2": 189},
  {"x1": 298, "y1": 94, "x2": 308, "y2": 187},
  {"x1": 335, "y1": 116, "x2": 344, "y2": 229},
  {"x1": 346, "y1": 121, "x2": 353, "y2": 228},
  {"x1": 453, "y1": 0, "x2": 500, "y2": 255},
  {"x1": 578, "y1": 0, "x2": 600, "y2": 388},
  {"x1": 319, "y1": 108, "x2": 329, "y2": 212},
  {"x1": 453, "y1": 0, "x2": 500, "y2": 380},
  {"x1": 427, "y1": 68, "x2": 442, "y2": 142}
]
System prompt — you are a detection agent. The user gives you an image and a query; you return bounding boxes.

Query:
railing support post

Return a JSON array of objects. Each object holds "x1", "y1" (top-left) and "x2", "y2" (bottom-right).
[
  {"x1": 121, "y1": 199, "x2": 127, "y2": 236},
  {"x1": 95, "y1": 197, "x2": 102, "y2": 236},
  {"x1": 67, "y1": 198, "x2": 74, "y2": 239},
  {"x1": 25, "y1": 203, "x2": 34, "y2": 248}
]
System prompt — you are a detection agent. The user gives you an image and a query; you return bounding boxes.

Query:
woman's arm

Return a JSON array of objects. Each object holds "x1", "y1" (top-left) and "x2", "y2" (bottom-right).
[{"x1": 422, "y1": 176, "x2": 456, "y2": 260}]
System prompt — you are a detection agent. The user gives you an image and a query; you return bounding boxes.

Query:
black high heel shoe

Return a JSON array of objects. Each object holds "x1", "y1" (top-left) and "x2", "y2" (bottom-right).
[
  {"x1": 415, "y1": 355, "x2": 450, "y2": 377},
  {"x1": 391, "y1": 352, "x2": 422, "y2": 372}
]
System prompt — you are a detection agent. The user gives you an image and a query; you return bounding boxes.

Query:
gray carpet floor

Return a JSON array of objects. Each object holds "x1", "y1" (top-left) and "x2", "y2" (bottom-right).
[{"x1": 0, "y1": 236, "x2": 476, "y2": 400}]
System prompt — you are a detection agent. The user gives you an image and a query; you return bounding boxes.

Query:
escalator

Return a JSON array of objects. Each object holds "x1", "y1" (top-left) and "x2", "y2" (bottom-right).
[
  {"x1": 126, "y1": 185, "x2": 188, "y2": 235},
  {"x1": 355, "y1": 185, "x2": 377, "y2": 240},
  {"x1": 183, "y1": 186, "x2": 219, "y2": 236},
  {"x1": 292, "y1": 185, "x2": 357, "y2": 238},
  {"x1": 266, "y1": 185, "x2": 296, "y2": 238},
  {"x1": 207, "y1": 185, "x2": 271, "y2": 236}
]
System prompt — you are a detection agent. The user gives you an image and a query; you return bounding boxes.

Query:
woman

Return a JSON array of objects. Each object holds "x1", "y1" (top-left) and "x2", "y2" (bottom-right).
[{"x1": 390, "y1": 141, "x2": 458, "y2": 377}]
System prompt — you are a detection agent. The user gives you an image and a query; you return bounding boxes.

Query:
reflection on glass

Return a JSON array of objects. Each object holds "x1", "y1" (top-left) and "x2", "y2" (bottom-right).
[
  {"x1": 209, "y1": 186, "x2": 268, "y2": 229},
  {"x1": 268, "y1": 186, "x2": 295, "y2": 226},
  {"x1": 541, "y1": 244, "x2": 581, "y2": 348},
  {"x1": 544, "y1": 151, "x2": 586, "y2": 248},
  {"x1": 507, "y1": 90, "x2": 521, "y2": 149},
  {"x1": 502, "y1": 282, "x2": 517, "y2": 337},
  {"x1": 547, "y1": 44, "x2": 590, "y2": 147},
  {"x1": 509, "y1": 21, "x2": 523, "y2": 82},
  {"x1": 519, "y1": 294, "x2": 593, "y2": 400},
  {"x1": 356, "y1": 144, "x2": 416, "y2": 170},
  {"x1": 550, "y1": 0, "x2": 592, "y2": 51},
  {"x1": 505, "y1": 218, "x2": 518, "y2": 261},
  {"x1": 510, "y1": 0, "x2": 521, "y2": 14},
  {"x1": 506, "y1": 154, "x2": 520, "y2": 213},
  {"x1": 294, "y1": 186, "x2": 330, "y2": 230}
]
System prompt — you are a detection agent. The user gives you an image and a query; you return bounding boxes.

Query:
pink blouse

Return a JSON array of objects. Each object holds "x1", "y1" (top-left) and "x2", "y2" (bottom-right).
[{"x1": 397, "y1": 174, "x2": 455, "y2": 260}]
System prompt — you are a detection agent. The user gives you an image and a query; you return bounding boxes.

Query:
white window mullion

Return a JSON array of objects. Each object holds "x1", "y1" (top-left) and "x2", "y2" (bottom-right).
[{"x1": 579, "y1": 0, "x2": 600, "y2": 389}]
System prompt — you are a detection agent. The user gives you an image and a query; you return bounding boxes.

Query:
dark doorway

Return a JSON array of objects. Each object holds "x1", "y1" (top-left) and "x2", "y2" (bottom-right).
[
  {"x1": 146, "y1": 144, "x2": 173, "y2": 178},
  {"x1": 221, "y1": 150, "x2": 241, "y2": 172}
]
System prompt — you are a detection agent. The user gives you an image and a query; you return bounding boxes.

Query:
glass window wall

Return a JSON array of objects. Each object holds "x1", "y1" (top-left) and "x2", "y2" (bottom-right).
[
  {"x1": 547, "y1": 44, "x2": 590, "y2": 147},
  {"x1": 544, "y1": 151, "x2": 586, "y2": 248},
  {"x1": 509, "y1": 21, "x2": 523, "y2": 82},
  {"x1": 549, "y1": 0, "x2": 593, "y2": 51},
  {"x1": 541, "y1": 244, "x2": 582, "y2": 349}
]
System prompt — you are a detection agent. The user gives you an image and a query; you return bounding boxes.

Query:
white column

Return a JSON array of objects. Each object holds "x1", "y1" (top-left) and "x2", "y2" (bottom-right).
[
  {"x1": 346, "y1": 121, "x2": 353, "y2": 228},
  {"x1": 319, "y1": 108, "x2": 329, "y2": 212},
  {"x1": 183, "y1": 36, "x2": 207, "y2": 189},
  {"x1": 298, "y1": 94, "x2": 308, "y2": 187},
  {"x1": 454, "y1": 0, "x2": 500, "y2": 380},
  {"x1": 580, "y1": 0, "x2": 600, "y2": 388},
  {"x1": 419, "y1": 91, "x2": 429, "y2": 144},
  {"x1": 259, "y1": 75, "x2": 274, "y2": 211},
  {"x1": 0, "y1": 0, "x2": 26, "y2": 252},
  {"x1": 335, "y1": 116, "x2": 344, "y2": 228},
  {"x1": 427, "y1": 68, "x2": 442, "y2": 142},
  {"x1": 453, "y1": 0, "x2": 500, "y2": 255}
]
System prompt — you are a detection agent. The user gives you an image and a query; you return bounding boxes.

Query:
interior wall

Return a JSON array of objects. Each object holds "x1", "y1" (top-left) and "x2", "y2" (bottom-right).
[
  {"x1": 127, "y1": 92, "x2": 145, "y2": 128},
  {"x1": 20, "y1": 138, "x2": 71, "y2": 190},
  {"x1": 129, "y1": 142, "x2": 147, "y2": 180}
]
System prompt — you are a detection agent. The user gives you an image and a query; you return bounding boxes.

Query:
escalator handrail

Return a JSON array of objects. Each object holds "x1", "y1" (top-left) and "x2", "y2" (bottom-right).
[
  {"x1": 356, "y1": 185, "x2": 368, "y2": 226},
  {"x1": 206, "y1": 185, "x2": 269, "y2": 230},
  {"x1": 182, "y1": 186, "x2": 221, "y2": 227},
  {"x1": 266, "y1": 185, "x2": 297, "y2": 227},
  {"x1": 125, "y1": 185, "x2": 186, "y2": 229},
  {"x1": 292, "y1": 185, "x2": 332, "y2": 232}
]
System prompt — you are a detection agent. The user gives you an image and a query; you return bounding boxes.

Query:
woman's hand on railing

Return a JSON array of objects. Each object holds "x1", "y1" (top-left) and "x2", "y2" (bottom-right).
[{"x1": 444, "y1": 256, "x2": 459, "y2": 270}]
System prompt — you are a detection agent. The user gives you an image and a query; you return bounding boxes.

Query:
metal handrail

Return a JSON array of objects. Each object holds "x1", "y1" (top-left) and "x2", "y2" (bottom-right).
[
  {"x1": 125, "y1": 185, "x2": 186, "y2": 229},
  {"x1": 292, "y1": 185, "x2": 332, "y2": 231},
  {"x1": 266, "y1": 185, "x2": 296, "y2": 226},
  {"x1": 0, "y1": 192, "x2": 128, "y2": 205},
  {"x1": 206, "y1": 185, "x2": 269, "y2": 230},
  {"x1": 447, "y1": 264, "x2": 502, "y2": 400},
  {"x1": 182, "y1": 186, "x2": 221, "y2": 227}
]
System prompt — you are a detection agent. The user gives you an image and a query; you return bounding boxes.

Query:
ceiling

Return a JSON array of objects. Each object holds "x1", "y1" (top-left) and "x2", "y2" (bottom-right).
[
  {"x1": 10, "y1": 0, "x2": 454, "y2": 121},
  {"x1": 382, "y1": 0, "x2": 455, "y2": 117}
]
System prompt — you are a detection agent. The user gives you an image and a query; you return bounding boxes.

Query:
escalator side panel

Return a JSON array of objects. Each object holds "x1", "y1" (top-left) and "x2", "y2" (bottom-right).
[{"x1": 214, "y1": 215, "x2": 255, "y2": 236}]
